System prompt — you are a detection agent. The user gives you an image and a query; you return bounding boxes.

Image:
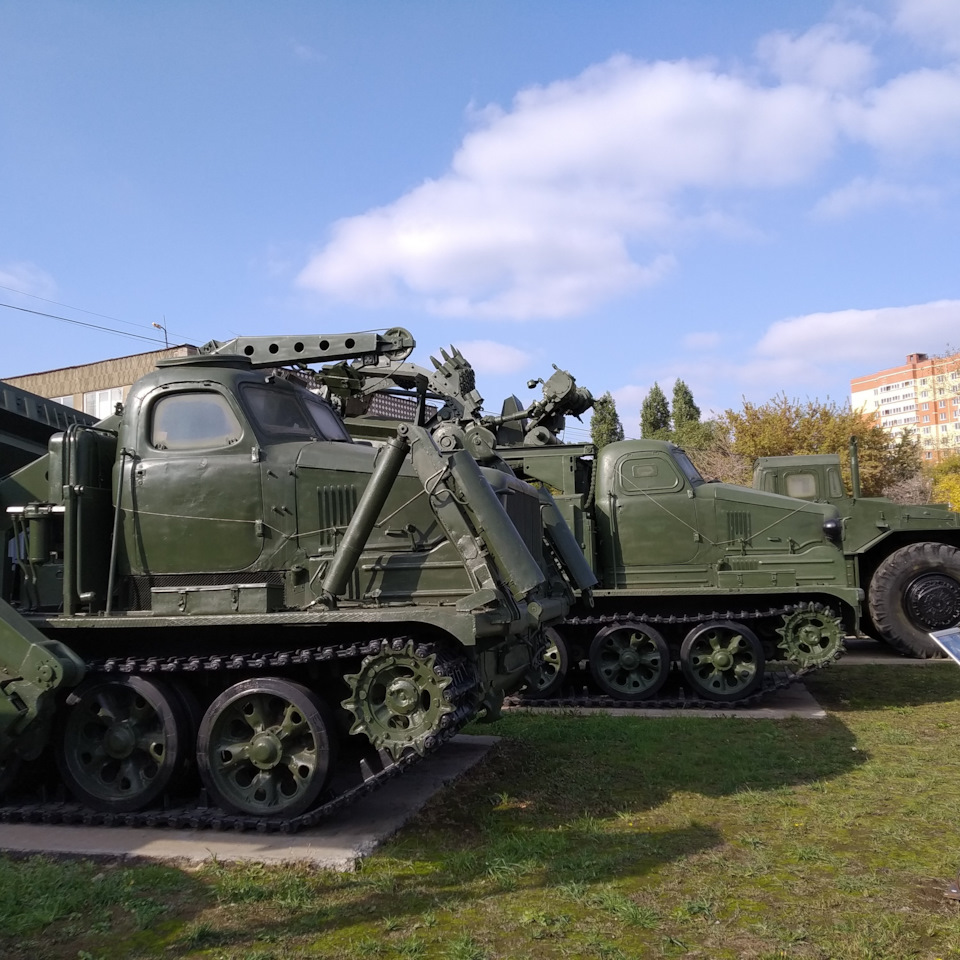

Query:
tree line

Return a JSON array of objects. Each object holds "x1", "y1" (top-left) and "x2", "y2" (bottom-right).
[{"x1": 589, "y1": 379, "x2": 960, "y2": 506}]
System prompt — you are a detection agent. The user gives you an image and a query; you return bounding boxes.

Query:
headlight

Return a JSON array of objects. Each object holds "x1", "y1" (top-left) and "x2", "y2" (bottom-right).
[{"x1": 822, "y1": 518, "x2": 843, "y2": 544}]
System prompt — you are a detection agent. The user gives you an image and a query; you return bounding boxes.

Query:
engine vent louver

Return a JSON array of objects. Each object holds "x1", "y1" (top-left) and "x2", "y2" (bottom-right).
[
  {"x1": 320, "y1": 484, "x2": 359, "y2": 546},
  {"x1": 727, "y1": 511, "x2": 752, "y2": 544}
]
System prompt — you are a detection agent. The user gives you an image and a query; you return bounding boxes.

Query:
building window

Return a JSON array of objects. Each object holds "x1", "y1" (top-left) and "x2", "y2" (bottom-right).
[
  {"x1": 923, "y1": 426, "x2": 932, "y2": 434},
  {"x1": 922, "y1": 403, "x2": 930, "y2": 410},
  {"x1": 926, "y1": 451, "x2": 933, "y2": 459},
  {"x1": 942, "y1": 424, "x2": 950, "y2": 432},
  {"x1": 923, "y1": 415, "x2": 930, "y2": 422},
  {"x1": 50, "y1": 394, "x2": 75, "y2": 408},
  {"x1": 939, "y1": 400, "x2": 947, "y2": 408},
  {"x1": 83, "y1": 387, "x2": 125, "y2": 419}
]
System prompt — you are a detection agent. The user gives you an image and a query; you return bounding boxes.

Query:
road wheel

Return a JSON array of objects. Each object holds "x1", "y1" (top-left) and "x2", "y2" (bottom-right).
[
  {"x1": 525, "y1": 627, "x2": 569, "y2": 698},
  {"x1": 198, "y1": 678, "x2": 335, "y2": 818},
  {"x1": 588, "y1": 623, "x2": 670, "y2": 701},
  {"x1": 868, "y1": 542, "x2": 960, "y2": 658},
  {"x1": 57, "y1": 676, "x2": 191, "y2": 813},
  {"x1": 680, "y1": 621, "x2": 765, "y2": 702}
]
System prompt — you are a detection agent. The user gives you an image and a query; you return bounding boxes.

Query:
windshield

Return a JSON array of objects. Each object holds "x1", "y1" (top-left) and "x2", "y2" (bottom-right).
[
  {"x1": 673, "y1": 450, "x2": 705, "y2": 486},
  {"x1": 242, "y1": 384, "x2": 351, "y2": 442},
  {"x1": 303, "y1": 395, "x2": 351, "y2": 442}
]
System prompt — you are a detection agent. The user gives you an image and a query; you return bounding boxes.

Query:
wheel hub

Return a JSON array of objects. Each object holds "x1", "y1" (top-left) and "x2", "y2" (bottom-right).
[
  {"x1": 619, "y1": 648, "x2": 642, "y2": 670},
  {"x1": 103, "y1": 721, "x2": 137, "y2": 759},
  {"x1": 249, "y1": 732, "x2": 282, "y2": 769},
  {"x1": 385, "y1": 678, "x2": 420, "y2": 716},
  {"x1": 906, "y1": 574, "x2": 960, "y2": 629},
  {"x1": 709, "y1": 649, "x2": 734, "y2": 671}
]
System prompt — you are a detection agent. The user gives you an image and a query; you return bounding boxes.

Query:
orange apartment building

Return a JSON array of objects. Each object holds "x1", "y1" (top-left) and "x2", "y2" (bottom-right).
[{"x1": 850, "y1": 352, "x2": 960, "y2": 463}]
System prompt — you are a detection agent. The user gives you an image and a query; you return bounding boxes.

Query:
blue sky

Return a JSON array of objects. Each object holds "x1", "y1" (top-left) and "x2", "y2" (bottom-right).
[{"x1": 2, "y1": 0, "x2": 959, "y2": 440}]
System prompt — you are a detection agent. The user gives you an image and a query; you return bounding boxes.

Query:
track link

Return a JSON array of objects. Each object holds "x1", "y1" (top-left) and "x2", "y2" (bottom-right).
[{"x1": 0, "y1": 637, "x2": 478, "y2": 834}]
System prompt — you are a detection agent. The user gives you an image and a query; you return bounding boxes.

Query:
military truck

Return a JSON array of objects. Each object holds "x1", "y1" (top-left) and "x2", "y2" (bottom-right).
[
  {"x1": 0, "y1": 328, "x2": 578, "y2": 830},
  {"x1": 753, "y1": 444, "x2": 960, "y2": 657},
  {"x1": 329, "y1": 355, "x2": 861, "y2": 705}
]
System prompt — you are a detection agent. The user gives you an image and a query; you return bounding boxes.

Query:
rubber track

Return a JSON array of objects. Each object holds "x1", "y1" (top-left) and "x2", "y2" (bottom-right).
[
  {"x1": 505, "y1": 603, "x2": 844, "y2": 711},
  {"x1": 0, "y1": 637, "x2": 479, "y2": 834}
]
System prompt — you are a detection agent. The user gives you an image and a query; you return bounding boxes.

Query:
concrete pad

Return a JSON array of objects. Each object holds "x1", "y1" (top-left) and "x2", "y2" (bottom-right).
[
  {"x1": 0, "y1": 734, "x2": 498, "y2": 871},
  {"x1": 841, "y1": 636, "x2": 949, "y2": 665},
  {"x1": 509, "y1": 682, "x2": 827, "y2": 720}
]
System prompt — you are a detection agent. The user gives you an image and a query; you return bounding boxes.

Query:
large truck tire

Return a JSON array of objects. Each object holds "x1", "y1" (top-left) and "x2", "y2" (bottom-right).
[{"x1": 868, "y1": 542, "x2": 960, "y2": 658}]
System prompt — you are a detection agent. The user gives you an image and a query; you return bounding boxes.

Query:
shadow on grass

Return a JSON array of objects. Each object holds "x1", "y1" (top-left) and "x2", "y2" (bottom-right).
[
  {"x1": 0, "y1": 855, "x2": 211, "y2": 960},
  {"x1": 170, "y1": 708, "x2": 875, "y2": 946},
  {"x1": 808, "y1": 662, "x2": 960, "y2": 711}
]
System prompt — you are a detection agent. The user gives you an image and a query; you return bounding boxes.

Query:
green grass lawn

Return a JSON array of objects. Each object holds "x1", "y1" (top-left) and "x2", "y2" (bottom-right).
[{"x1": 4, "y1": 663, "x2": 960, "y2": 959}]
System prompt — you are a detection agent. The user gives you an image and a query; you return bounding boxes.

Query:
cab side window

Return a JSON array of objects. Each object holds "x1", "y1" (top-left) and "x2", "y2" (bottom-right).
[
  {"x1": 150, "y1": 393, "x2": 243, "y2": 450},
  {"x1": 618, "y1": 457, "x2": 683, "y2": 495},
  {"x1": 784, "y1": 472, "x2": 818, "y2": 500}
]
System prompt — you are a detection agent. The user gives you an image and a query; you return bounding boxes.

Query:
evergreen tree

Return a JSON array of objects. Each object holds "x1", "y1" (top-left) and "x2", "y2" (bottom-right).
[
  {"x1": 590, "y1": 392, "x2": 624, "y2": 449},
  {"x1": 640, "y1": 382, "x2": 671, "y2": 439},
  {"x1": 672, "y1": 379, "x2": 701, "y2": 430}
]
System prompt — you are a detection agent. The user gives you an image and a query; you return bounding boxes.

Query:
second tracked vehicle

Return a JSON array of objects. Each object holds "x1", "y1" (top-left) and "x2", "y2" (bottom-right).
[{"x1": 323, "y1": 352, "x2": 861, "y2": 706}]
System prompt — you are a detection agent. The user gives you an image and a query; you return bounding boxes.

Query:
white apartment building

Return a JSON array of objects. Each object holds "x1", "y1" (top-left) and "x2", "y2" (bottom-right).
[{"x1": 850, "y1": 352, "x2": 960, "y2": 463}]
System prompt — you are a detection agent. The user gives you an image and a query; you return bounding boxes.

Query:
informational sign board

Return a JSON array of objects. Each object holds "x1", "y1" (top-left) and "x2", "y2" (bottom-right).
[{"x1": 931, "y1": 628, "x2": 960, "y2": 664}]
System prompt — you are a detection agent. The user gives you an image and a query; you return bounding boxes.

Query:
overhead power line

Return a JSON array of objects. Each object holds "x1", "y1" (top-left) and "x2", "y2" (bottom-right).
[
  {"x1": 0, "y1": 282, "x2": 191, "y2": 343},
  {"x1": 0, "y1": 301, "x2": 167, "y2": 345}
]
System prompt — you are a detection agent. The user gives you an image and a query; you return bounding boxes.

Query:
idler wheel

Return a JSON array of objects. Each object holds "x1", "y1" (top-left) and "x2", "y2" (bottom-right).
[
  {"x1": 588, "y1": 623, "x2": 670, "y2": 701},
  {"x1": 197, "y1": 678, "x2": 335, "y2": 819},
  {"x1": 680, "y1": 621, "x2": 765, "y2": 702},
  {"x1": 56, "y1": 676, "x2": 191, "y2": 813}
]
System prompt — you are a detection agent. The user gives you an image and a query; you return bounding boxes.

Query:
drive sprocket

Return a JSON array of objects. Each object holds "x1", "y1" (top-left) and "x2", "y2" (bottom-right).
[
  {"x1": 776, "y1": 605, "x2": 844, "y2": 667},
  {"x1": 341, "y1": 641, "x2": 455, "y2": 760}
]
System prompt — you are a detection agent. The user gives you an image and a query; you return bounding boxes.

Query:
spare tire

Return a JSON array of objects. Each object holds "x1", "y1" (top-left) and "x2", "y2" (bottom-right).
[{"x1": 867, "y1": 542, "x2": 960, "y2": 658}]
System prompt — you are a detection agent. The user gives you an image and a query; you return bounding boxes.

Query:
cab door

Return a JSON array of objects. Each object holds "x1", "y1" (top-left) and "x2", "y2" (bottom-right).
[
  {"x1": 121, "y1": 388, "x2": 263, "y2": 574},
  {"x1": 611, "y1": 451, "x2": 700, "y2": 570}
]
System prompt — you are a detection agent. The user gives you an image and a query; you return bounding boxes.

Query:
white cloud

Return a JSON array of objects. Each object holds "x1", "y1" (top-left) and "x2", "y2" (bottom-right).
[
  {"x1": 756, "y1": 300, "x2": 960, "y2": 365},
  {"x1": 840, "y1": 66, "x2": 960, "y2": 157},
  {"x1": 0, "y1": 262, "x2": 57, "y2": 299},
  {"x1": 298, "y1": 7, "x2": 960, "y2": 321},
  {"x1": 624, "y1": 301, "x2": 960, "y2": 414},
  {"x1": 450, "y1": 339, "x2": 532, "y2": 375},
  {"x1": 811, "y1": 175, "x2": 940, "y2": 218},
  {"x1": 756, "y1": 24, "x2": 876, "y2": 91},
  {"x1": 894, "y1": 0, "x2": 960, "y2": 57}
]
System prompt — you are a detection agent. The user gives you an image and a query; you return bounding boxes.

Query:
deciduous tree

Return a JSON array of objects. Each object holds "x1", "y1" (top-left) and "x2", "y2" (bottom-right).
[{"x1": 717, "y1": 394, "x2": 921, "y2": 498}]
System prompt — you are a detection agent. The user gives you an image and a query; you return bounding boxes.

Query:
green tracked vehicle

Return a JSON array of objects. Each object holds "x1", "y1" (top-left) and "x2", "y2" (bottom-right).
[
  {"x1": 753, "y1": 445, "x2": 960, "y2": 657},
  {"x1": 326, "y1": 352, "x2": 862, "y2": 706},
  {"x1": 0, "y1": 328, "x2": 580, "y2": 830}
]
